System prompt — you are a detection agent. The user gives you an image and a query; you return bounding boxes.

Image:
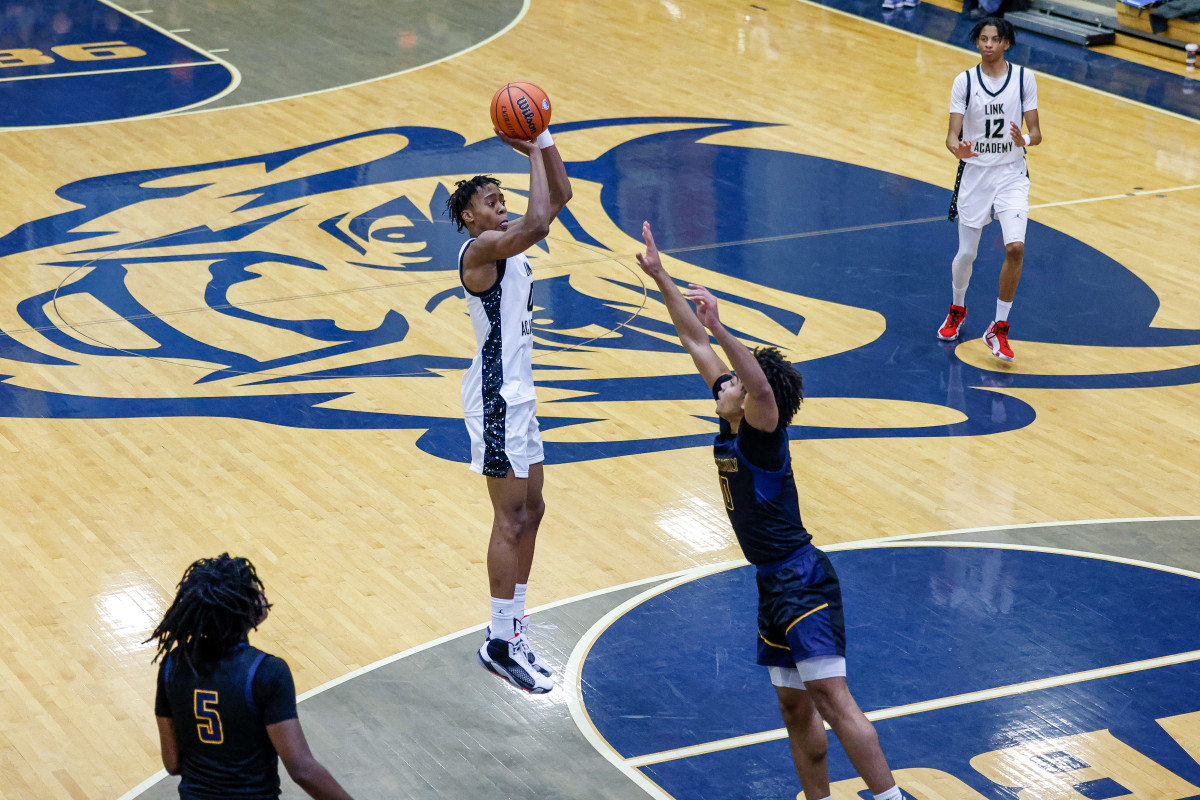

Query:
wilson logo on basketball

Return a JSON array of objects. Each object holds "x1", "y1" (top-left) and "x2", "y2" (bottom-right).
[{"x1": 516, "y1": 96, "x2": 535, "y2": 130}]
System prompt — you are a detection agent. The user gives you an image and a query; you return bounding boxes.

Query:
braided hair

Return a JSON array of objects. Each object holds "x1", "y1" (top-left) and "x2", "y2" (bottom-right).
[
  {"x1": 754, "y1": 347, "x2": 805, "y2": 428},
  {"x1": 445, "y1": 175, "x2": 501, "y2": 232},
  {"x1": 147, "y1": 553, "x2": 271, "y2": 672}
]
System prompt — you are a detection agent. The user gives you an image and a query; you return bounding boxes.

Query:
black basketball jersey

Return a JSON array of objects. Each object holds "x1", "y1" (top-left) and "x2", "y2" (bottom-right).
[
  {"x1": 714, "y1": 419, "x2": 812, "y2": 565},
  {"x1": 155, "y1": 642, "x2": 298, "y2": 800}
]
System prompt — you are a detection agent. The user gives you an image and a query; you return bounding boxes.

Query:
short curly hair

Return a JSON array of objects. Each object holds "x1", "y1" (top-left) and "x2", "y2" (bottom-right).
[
  {"x1": 445, "y1": 175, "x2": 501, "y2": 232},
  {"x1": 754, "y1": 347, "x2": 804, "y2": 428},
  {"x1": 969, "y1": 16, "x2": 1016, "y2": 45}
]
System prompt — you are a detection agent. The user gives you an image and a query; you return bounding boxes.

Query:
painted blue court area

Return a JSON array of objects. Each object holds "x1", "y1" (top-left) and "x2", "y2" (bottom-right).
[
  {"x1": 3, "y1": 120, "x2": 1199, "y2": 465},
  {"x1": 580, "y1": 545, "x2": 1200, "y2": 799},
  {"x1": 0, "y1": 0, "x2": 233, "y2": 125}
]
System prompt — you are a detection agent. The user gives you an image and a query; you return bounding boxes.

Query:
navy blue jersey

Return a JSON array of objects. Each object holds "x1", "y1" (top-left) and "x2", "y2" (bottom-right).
[
  {"x1": 714, "y1": 417, "x2": 812, "y2": 565},
  {"x1": 155, "y1": 643, "x2": 298, "y2": 800}
]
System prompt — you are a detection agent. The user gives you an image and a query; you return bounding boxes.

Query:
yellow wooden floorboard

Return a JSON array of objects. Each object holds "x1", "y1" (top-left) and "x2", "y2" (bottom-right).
[{"x1": 0, "y1": 0, "x2": 1197, "y2": 797}]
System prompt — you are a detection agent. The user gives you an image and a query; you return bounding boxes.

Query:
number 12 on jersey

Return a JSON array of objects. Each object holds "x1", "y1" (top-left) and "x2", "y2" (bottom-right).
[{"x1": 983, "y1": 117, "x2": 1006, "y2": 139}]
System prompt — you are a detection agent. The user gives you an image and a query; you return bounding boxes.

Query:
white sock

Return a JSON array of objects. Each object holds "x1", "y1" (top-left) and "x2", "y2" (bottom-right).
[
  {"x1": 490, "y1": 596, "x2": 515, "y2": 639},
  {"x1": 513, "y1": 583, "x2": 528, "y2": 621},
  {"x1": 996, "y1": 298, "x2": 1013, "y2": 323},
  {"x1": 873, "y1": 786, "x2": 902, "y2": 800}
]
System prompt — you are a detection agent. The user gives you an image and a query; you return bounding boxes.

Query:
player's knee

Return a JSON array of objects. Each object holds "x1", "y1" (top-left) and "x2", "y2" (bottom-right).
[
  {"x1": 1005, "y1": 240, "x2": 1025, "y2": 261},
  {"x1": 493, "y1": 510, "x2": 529, "y2": 543},
  {"x1": 526, "y1": 496, "x2": 546, "y2": 526},
  {"x1": 776, "y1": 691, "x2": 805, "y2": 722},
  {"x1": 803, "y1": 680, "x2": 852, "y2": 723}
]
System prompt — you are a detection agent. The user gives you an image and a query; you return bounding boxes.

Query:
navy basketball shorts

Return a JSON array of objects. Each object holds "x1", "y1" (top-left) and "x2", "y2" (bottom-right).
[{"x1": 755, "y1": 544, "x2": 846, "y2": 668}]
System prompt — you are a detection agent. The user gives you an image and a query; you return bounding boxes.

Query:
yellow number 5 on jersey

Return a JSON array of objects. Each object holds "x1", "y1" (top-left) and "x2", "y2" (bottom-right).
[{"x1": 193, "y1": 690, "x2": 224, "y2": 744}]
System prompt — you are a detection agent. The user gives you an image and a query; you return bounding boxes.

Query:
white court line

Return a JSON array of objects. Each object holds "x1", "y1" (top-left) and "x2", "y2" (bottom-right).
[
  {"x1": 58, "y1": 0, "x2": 531, "y2": 134},
  {"x1": 656, "y1": 179, "x2": 1200, "y2": 256},
  {"x1": 113, "y1": 516, "x2": 1200, "y2": 799},
  {"x1": 94, "y1": 0, "x2": 241, "y2": 113},
  {"x1": 566, "y1": 524, "x2": 1200, "y2": 786},
  {"x1": 1032, "y1": 183, "x2": 1200, "y2": 208},
  {"x1": 627, "y1": 647, "x2": 1200, "y2": 767},
  {"x1": 0, "y1": 61, "x2": 220, "y2": 84},
  {"x1": 793, "y1": 0, "x2": 1200, "y2": 127},
  {"x1": 0, "y1": 0, "x2": 244, "y2": 132}
]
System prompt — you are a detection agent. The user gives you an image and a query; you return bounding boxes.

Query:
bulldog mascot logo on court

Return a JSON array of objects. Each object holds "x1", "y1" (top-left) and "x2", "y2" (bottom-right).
[{"x1": 1, "y1": 118, "x2": 1198, "y2": 464}]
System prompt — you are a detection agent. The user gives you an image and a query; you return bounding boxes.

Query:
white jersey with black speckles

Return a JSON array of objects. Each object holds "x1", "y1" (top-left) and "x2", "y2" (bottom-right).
[{"x1": 459, "y1": 238, "x2": 537, "y2": 418}]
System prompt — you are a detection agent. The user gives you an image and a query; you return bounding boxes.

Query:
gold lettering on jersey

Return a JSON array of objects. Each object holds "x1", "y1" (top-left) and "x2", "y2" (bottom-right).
[{"x1": 715, "y1": 457, "x2": 738, "y2": 472}]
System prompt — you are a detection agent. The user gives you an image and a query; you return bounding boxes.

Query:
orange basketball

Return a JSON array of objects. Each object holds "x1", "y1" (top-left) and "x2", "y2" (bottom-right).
[{"x1": 490, "y1": 81, "x2": 552, "y2": 141}]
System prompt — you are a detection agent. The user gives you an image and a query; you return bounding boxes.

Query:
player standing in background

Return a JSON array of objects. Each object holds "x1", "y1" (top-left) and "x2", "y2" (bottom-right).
[
  {"x1": 148, "y1": 554, "x2": 355, "y2": 800},
  {"x1": 635, "y1": 222, "x2": 903, "y2": 800},
  {"x1": 938, "y1": 17, "x2": 1041, "y2": 362},
  {"x1": 445, "y1": 122, "x2": 572, "y2": 694}
]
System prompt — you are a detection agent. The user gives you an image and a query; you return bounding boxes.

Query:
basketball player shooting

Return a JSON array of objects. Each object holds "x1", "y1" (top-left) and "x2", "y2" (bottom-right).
[{"x1": 444, "y1": 99, "x2": 572, "y2": 695}]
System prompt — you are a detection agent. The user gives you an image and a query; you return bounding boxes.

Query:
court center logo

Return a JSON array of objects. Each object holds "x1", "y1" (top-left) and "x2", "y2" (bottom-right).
[{"x1": 1, "y1": 118, "x2": 1197, "y2": 464}]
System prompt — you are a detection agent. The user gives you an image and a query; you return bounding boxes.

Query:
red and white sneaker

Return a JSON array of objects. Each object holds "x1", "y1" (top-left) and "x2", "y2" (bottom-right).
[
  {"x1": 983, "y1": 320, "x2": 1014, "y2": 362},
  {"x1": 937, "y1": 304, "x2": 967, "y2": 341}
]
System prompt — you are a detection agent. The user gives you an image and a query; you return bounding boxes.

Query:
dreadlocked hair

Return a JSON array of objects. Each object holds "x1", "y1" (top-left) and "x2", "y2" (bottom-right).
[
  {"x1": 445, "y1": 175, "x2": 501, "y2": 232},
  {"x1": 754, "y1": 346, "x2": 804, "y2": 428},
  {"x1": 146, "y1": 553, "x2": 271, "y2": 673}
]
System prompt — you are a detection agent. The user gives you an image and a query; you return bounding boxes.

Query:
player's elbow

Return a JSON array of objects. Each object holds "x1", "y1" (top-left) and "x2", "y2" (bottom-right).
[
  {"x1": 161, "y1": 755, "x2": 180, "y2": 775},
  {"x1": 746, "y1": 383, "x2": 775, "y2": 407},
  {"x1": 681, "y1": 336, "x2": 711, "y2": 359},
  {"x1": 283, "y1": 755, "x2": 324, "y2": 788}
]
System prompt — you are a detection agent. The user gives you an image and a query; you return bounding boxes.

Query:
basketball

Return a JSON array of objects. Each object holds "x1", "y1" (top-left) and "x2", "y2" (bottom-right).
[{"x1": 490, "y1": 82, "x2": 552, "y2": 140}]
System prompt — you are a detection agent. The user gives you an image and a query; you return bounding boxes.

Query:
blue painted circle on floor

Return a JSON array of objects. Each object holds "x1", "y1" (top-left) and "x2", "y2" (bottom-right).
[{"x1": 580, "y1": 545, "x2": 1200, "y2": 799}]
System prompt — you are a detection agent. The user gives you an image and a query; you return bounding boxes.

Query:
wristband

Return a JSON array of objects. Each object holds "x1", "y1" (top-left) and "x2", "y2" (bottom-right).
[
  {"x1": 535, "y1": 129, "x2": 554, "y2": 149},
  {"x1": 1022, "y1": 133, "x2": 1031, "y2": 147}
]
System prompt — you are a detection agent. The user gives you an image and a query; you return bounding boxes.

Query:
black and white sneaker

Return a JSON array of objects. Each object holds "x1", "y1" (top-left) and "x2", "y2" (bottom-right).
[
  {"x1": 477, "y1": 633, "x2": 554, "y2": 694},
  {"x1": 486, "y1": 620, "x2": 553, "y2": 677},
  {"x1": 517, "y1": 616, "x2": 554, "y2": 677}
]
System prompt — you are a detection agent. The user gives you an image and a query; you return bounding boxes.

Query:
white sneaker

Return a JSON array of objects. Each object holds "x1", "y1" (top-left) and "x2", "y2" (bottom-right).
[
  {"x1": 882, "y1": 0, "x2": 897, "y2": 8},
  {"x1": 477, "y1": 632, "x2": 554, "y2": 694},
  {"x1": 517, "y1": 616, "x2": 554, "y2": 677}
]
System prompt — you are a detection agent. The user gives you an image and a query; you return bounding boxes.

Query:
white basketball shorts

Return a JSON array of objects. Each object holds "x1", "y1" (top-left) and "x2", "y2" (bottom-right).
[
  {"x1": 956, "y1": 158, "x2": 1030, "y2": 242},
  {"x1": 466, "y1": 399, "x2": 543, "y2": 479}
]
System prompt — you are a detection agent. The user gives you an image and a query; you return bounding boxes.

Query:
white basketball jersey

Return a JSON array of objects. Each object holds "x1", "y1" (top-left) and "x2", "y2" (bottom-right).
[
  {"x1": 459, "y1": 239, "x2": 536, "y2": 417},
  {"x1": 950, "y1": 64, "x2": 1037, "y2": 168}
]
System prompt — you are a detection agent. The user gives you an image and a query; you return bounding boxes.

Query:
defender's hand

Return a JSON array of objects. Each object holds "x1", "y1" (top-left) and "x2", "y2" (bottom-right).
[
  {"x1": 682, "y1": 284, "x2": 721, "y2": 330},
  {"x1": 635, "y1": 221, "x2": 666, "y2": 278}
]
